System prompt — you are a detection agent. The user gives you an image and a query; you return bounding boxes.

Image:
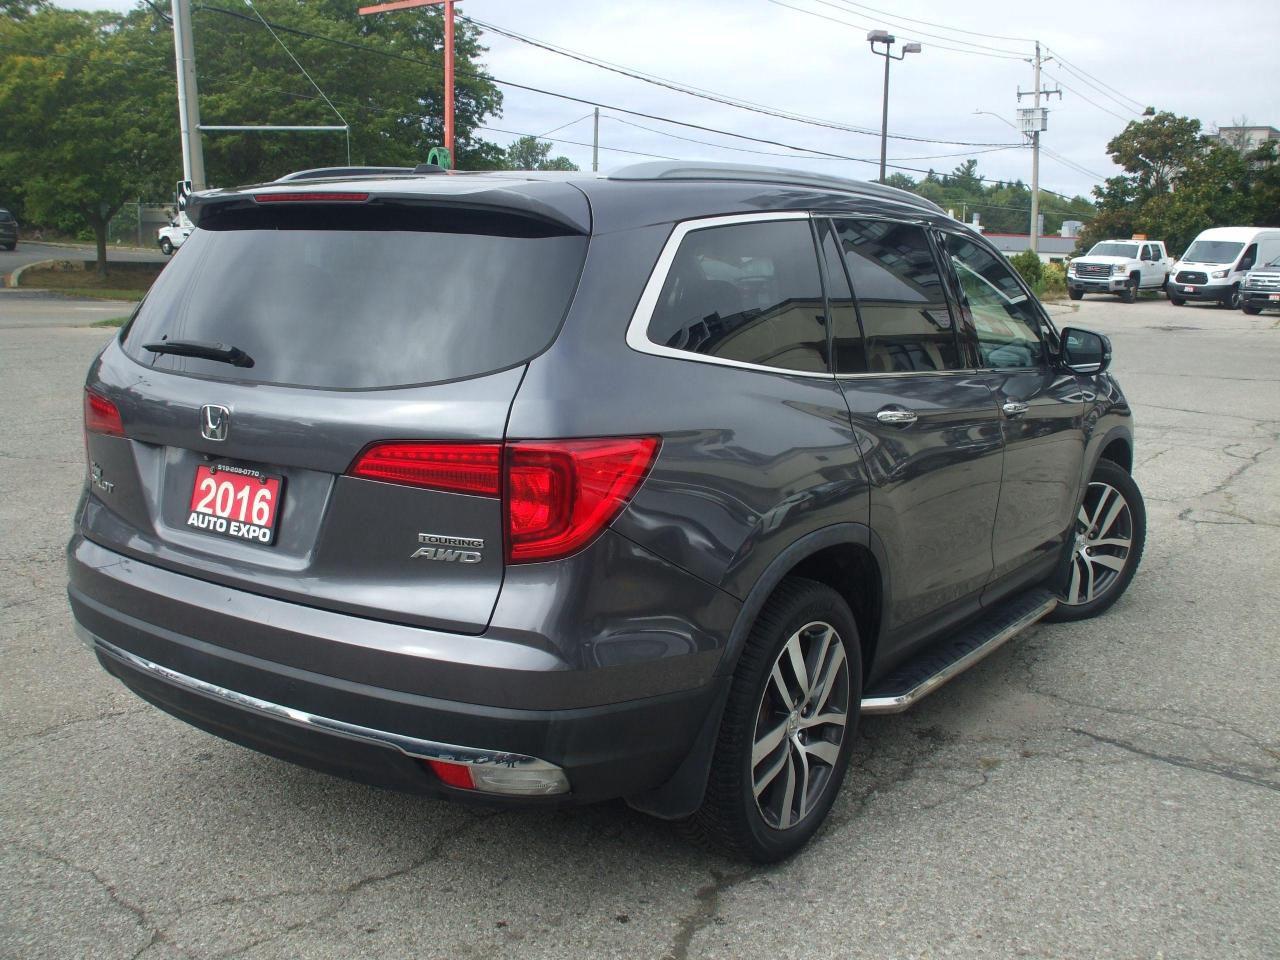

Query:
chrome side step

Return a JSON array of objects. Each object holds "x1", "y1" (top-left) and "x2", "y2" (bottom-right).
[{"x1": 860, "y1": 589, "x2": 1057, "y2": 715}]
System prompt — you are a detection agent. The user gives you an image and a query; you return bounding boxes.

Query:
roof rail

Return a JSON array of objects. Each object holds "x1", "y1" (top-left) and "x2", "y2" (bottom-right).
[
  {"x1": 607, "y1": 161, "x2": 942, "y2": 212},
  {"x1": 275, "y1": 165, "x2": 416, "y2": 182}
]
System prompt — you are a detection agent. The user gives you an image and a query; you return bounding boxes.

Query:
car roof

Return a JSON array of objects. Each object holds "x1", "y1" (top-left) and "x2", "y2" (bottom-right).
[
  {"x1": 1190, "y1": 226, "x2": 1280, "y2": 242},
  {"x1": 191, "y1": 161, "x2": 948, "y2": 236}
]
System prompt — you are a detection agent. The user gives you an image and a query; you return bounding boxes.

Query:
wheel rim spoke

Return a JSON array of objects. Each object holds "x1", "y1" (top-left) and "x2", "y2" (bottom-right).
[
  {"x1": 1083, "y1": 554, "x2": 1096, "y2": 600},
  {"x1": 1095, "y1": 489, "x2": 1127, "y2": 539},
  {"x1": 1068, "y1": 557, "x2": 1083, "y2": 603},
  {"x1": 1062, "y1": 480, "x2": 1135, "y2": 607},
  {"x1": 752, "y1": 719, "x2": 788, "y2": 767},
  {"x1": 751, "y1": 619, "x2": 851, "y2": 831},
  {"x1": 1088, "y1": 486, "x2": 1114, "y2": 530},
  {"x1": 1089, "y1": 552, "x2": 1127, "y2": 572},
  {"x1": 1091, "y1": 536, "x2": 1131, "y2": 550}
]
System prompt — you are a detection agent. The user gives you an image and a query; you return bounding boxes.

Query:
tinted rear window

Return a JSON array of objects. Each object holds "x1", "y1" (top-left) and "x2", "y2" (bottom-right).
[
  {"x1": 123, "y1": 203, "x2": 587, "y2": 389},
  {"x1": 0, "y1": 210, "x2": 13, "y2": 222}
]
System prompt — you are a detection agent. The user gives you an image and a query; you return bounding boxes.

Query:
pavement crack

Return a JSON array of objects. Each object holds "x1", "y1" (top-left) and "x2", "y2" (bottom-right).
[
  {"x1": 664, "y1": 867, "x2": 755, "y2": 960},
  {"x1": 1071, "y1": 728, "x2": 1280, "y2": 794}
]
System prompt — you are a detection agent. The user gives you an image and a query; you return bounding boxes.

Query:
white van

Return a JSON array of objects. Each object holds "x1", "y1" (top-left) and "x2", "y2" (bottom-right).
[{"x1": 1169, "y1": 227, "x2": 1280, "y2": 308}]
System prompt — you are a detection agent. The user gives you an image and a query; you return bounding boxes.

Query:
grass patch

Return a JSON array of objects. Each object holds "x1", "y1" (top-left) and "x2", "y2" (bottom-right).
[
  {"x1": 18, "y1": 263, "x2": 160, "y2": 299},
  {"x1": 90, "y1": 316, "x2": 130, "y2": 328}
]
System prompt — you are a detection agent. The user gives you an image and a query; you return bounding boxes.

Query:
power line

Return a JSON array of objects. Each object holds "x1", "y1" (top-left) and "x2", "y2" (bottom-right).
[
  {"x1": 768, "y1": 0, "x2": 1027, "y2": 61},
  {"x1": 815, "y1": 0, "x2": 1029, "y2": 56},
  {"x1": 1044, "y1": 47, "x2": 1147, "y2": 113},
  {"x1": 466, "y1": 12, "x2": 1024, "y2": 145},
  {"x1": 1051, "y1": 59, "x2": 1142, "y2": 116},
  {"x1": 822, "y1": 0, "x2": 1035, "y2": 44},
  {"x1": 1044, "y1": 70, "x2": 1133, "y2": 123}
]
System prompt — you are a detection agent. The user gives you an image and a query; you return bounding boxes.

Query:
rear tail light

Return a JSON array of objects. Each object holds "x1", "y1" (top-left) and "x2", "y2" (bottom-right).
[
  {"x1": 346, "y1": 436, "x2": 659, "y2": 564},
  {"x1": 424, "y1": 759, "x2": 476, "y2": 790},
  {"x1": 253, "y1": 192, "x2": 369, "y2": 203},
  {"x1": 84, "y1": 389, "x2": 124, "y2": 437},
  {"x1": 348, "y1": 442, "x2": 501, "y2": 496},
  {"x1": 506, "y1": 438, "x2": 660, "y2": 563}
]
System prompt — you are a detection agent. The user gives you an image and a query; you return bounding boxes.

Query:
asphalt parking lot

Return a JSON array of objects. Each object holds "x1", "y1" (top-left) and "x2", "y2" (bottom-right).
[{"x1": 1, "y1": 292, "x2": 1277, "y2": 959}]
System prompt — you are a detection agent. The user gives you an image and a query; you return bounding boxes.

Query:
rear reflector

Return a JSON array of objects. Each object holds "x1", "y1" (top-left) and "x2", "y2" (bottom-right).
[
  {"x1": 348, "y1": 442, "x2": 501, "y2": 496},
  {"x1": 84, "y1": 389, "x2": 124, "y2": 437},
  {"x1": 253, "y1": 192, "x2": 369, "y2": 204},
  {"x1": 506, "y1": 437, "x2": 660, "y2": 563},
  {"x1": 425, "y1": 759, "x2": 476, "y2": 790},
  {"x1": 347, "y1": 436, "x2": 659, "y2": 564}
]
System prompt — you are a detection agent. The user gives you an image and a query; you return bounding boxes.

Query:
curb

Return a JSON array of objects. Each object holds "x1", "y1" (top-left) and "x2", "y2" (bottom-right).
[{"x1": 7, "y1": 258, "x2": 76, "y2": 289}]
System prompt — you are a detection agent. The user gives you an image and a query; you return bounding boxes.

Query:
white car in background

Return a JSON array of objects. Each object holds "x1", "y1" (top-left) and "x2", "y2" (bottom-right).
[
  {"x1": 157, "y1": 213, "x2": 193, "y2": 256},
  {"x1": 1067, "y1": 238, "x2": 1171, "y2": 303}
]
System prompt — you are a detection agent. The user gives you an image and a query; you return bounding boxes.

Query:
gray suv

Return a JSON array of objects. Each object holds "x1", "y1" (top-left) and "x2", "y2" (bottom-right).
[{"x1": 68, "y1": 162, "x2": 1145, "y2": 861}]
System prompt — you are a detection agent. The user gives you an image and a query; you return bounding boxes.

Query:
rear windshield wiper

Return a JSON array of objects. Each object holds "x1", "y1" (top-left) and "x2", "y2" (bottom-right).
[{"x1": 143, "y1": 339, "x2": 255, "y2": 368}]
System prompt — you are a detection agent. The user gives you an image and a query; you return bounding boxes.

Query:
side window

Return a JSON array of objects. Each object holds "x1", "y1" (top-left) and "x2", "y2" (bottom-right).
[
  {"x1": 647, "y1": 219, "x2": 828, "y2": 373},
  {"x1": 1140, "y1": 244, "x2": 1153, "y2": 261},
  {"x1": 942, "y1": 233, "x2": 1045, "y2": 369},
  {"x1": 833, "y1": 218, "x2": 959, "y2": 373},
  {"x1": 1239, "y1": 243, "x2": 1257, "y2": 271}
]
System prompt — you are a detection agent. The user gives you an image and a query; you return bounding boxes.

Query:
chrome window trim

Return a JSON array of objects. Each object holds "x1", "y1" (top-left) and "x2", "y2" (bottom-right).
[
  {"x1": 82, "y1": 627, "x2": 569, "y2": 791},
  {"x1": 624, "y1": 211, "x2": 835, "y2": 379}
]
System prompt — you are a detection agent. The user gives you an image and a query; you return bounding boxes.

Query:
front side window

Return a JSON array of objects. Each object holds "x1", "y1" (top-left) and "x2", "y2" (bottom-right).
[
  {"x1": 942, "y1": 233, "x2": 1045, "y2": 369},
  {"x1": 832, "y1": 218, "x2": 959, "y2": 373},
  {"x1": 646, "y1": 219, "x2": 828, "y2": 373}
]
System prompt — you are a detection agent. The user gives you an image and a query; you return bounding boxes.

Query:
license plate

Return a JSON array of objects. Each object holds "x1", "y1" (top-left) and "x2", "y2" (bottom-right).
[
  {"x1": 1270, "y1": 294, "x2": 1280, "y2": 301},
  {"x1": 1184, "y1": 286, "x2": 1195, "y2": 292},
  {"x1": 187, "y1": 463, "x2": 283, "y2": 545}
]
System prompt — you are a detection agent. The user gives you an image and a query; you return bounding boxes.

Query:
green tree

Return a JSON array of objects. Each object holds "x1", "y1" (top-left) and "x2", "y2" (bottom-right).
[
  {"x1": 0, "y1": 6, "x2": 173, "y2": 273},
  {"x1": 883, "y1": 172, "x2": 916, "y2": 191},
  {"x1": 500, "y1": 135, "x2": 578, "y2": 171}
]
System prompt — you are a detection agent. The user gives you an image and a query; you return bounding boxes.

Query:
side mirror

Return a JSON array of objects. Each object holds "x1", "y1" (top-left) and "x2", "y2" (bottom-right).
[{"x1": 1059, "y1": 326, "x2": 1111, "y2": 375}]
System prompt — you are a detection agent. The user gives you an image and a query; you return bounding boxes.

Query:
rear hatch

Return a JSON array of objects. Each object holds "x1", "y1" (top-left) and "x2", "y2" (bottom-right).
[{"x1": 81, "y1": 181, "x2": 590, "y2": 633}]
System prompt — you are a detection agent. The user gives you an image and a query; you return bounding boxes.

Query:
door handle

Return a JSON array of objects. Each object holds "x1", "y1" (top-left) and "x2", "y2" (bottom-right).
[
  {"x1": 1002, "y1": 401, "x2": 1030, "y2": 418},
  {"x1": 876, "y1": 408, "x2": 918, "y2": 427}
]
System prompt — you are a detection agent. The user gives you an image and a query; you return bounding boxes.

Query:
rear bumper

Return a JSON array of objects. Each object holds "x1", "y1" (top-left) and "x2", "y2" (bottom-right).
[{"x1": 68, "y1": 535, "x2": 731, "y2": 805}]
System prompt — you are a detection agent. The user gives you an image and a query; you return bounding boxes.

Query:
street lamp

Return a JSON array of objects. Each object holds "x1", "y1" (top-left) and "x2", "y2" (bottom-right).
[{"x1": 867, "y1": 31, "x2": 921, "y2": 183}]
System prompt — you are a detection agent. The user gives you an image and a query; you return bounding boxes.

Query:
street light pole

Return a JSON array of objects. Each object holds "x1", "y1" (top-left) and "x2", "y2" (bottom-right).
[{"x1": 866, "y1": 31, "x2": 921, "y2": 184}]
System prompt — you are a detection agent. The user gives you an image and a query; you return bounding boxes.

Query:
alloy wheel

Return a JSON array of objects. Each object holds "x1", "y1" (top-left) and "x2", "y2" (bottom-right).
[
  {"x1": 1063, "y1": 481, "x2": 1134, "y2": 605},
  {"x1": 751, "y1": 621, "x2": 851, "y2": 830}
]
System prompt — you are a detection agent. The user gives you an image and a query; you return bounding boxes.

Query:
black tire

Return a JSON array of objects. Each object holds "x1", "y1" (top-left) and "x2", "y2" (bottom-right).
[
  {"x1": 685, "y1": 577, "x2": 862, "y2": 862},
  {"x1": 1170, "y1": 296, "x2": 1185, "y2": 306},
  {"x1": 1222, "y1": 284, "x2": 1241, "y2": 310},
  {"x1": 159, "y1": 238, "x2": 174, "y2": 256},
  {"x1": 1242, "y1": 305, "x2": 1262, "y2": 316},
  {"x1": 1119, "y1": 274, "x2": 1138, "y2": 303},
  {"x1": 1046, "y1": 459, "x2": 1145, "y2": 622},
  {"x1": 1068, "y1": 288, "x2": 1083, "y2": 301}
]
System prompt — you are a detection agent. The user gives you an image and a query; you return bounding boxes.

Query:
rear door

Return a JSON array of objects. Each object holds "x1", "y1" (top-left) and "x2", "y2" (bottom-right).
[
  {"x1": 821, "y1": 217, "x2": 1003, "y2": 642},
  {"x1": 935, "y1": 229, "x2": 1085, "y2": 589},
  {"x1": 83, "y1": 194, "x2": 589, "y2": 633}
]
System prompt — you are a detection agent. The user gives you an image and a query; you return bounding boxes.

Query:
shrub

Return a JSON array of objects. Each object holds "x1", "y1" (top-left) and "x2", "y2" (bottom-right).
[
  {"x1": 1040, "y1": 262, "x2": 1067, "y2": 299},
  {"x1": 1009, "y1": 249, "x2": 1043, "y2": 288}
]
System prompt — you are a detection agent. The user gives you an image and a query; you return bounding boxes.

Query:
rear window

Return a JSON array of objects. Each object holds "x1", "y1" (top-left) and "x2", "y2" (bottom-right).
[
  {"x1": 123, "y1": 203, "x2": 587, "y2": 389},
  {"x1": 0, "y1": 210, "x2": 14, "y2": 222}
]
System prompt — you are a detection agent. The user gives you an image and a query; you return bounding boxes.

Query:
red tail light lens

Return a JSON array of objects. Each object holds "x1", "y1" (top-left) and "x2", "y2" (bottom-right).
[
  {"x1": 348, "y1": 442, "x2": 501, "y2": 496},
  {"x1": 506, "y1": 437, "x2": 660, "y2": 563},
  {"x1": 84, "y1": 389, "x2": 124, "y2": 437},
  {"x1": 424, "y1": 759, "x2": 476, "y2": 790},
  {"x1": 253, "y1": 192, "x2": 369, "y2": 203}
]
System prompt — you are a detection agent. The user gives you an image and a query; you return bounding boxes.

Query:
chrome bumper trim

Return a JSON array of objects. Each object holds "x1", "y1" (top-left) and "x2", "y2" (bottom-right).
[
  {"x1": 81, "y1": 626, "x2": 569, "y2": 791},
  {"x1": 859, "y1": 596, "x2": 1057, "y2": 715}
]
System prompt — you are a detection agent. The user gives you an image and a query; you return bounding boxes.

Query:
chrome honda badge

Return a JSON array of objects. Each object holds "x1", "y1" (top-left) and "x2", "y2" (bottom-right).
[{"x1": 200, "y1": 404, "x2": 230, "y2": 442}]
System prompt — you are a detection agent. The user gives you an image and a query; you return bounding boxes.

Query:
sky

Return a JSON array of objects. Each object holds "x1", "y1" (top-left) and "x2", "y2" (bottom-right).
[{"x1": 50, "y1": 0, "x2": 1280, "y2": 201}]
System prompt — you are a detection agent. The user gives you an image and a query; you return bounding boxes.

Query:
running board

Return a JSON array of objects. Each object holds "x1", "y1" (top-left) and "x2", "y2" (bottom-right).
[{"x1": 860, "y1": 589, "x2": 1057, "y2": 715}]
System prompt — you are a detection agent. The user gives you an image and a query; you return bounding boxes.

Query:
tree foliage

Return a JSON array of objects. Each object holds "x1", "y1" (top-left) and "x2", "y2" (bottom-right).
[
  {"x1": 1078, "y1": 111, "x2": 1280, "y2": 256},
  {"x1": 887, "y1": 161, "x2": 1095, "y2": 236},
  {"x1": 0, "y1": 1, "x2": 508, "y2": 269},
  {"x1": 500, "y1": 135, "x2": 578, "y2": 172}
]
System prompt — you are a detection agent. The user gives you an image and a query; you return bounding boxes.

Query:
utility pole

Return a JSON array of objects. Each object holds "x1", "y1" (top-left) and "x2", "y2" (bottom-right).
[
  {"x1": 1017, "y1": 42, "x2": 1060, "y2": 255},
  {"x1": 360, "y1": 0, "x2": 460, "y2": 164},
  {"x1": 592, "y1": 107, "x2": 599, "y2": 173},
  {"x1": 171, "y1": 0, "x2": 206, "y2": 190}
]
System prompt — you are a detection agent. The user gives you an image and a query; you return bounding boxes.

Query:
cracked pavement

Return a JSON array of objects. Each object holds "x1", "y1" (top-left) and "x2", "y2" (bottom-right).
[{"x1": 2, "y1": 295, "x2": 1277, "y2": 959}]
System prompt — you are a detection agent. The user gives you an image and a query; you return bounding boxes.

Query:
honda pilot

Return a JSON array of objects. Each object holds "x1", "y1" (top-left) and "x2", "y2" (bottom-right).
[{"x1": 68, "y1": 162, "x2": 1146, "y2": 862}]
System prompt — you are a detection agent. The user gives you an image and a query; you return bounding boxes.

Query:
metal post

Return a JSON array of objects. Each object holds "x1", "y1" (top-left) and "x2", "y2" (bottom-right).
[
  {"x1": 592, "y1": 107, "x2": 599, "y2": 173},
  {"x1": 443, "y1": 0, "x2": 455, "y2": 159},
  {"x1": 879, "y1": 52, "x2": 891, "y2": 184},
  {"x1": 171, "y1": 0, "x2": 206, "y2": 190},
  {"x1": 1030, "y1": 41, "x2": 1041, "y2": 256}
]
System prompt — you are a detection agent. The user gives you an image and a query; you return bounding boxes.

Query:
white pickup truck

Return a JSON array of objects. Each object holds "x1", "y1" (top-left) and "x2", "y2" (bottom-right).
[
  {"x1": 1067, "y1": 238, "x2": 1171, "y2": 303},
  {"x1": 157, "y1": 213, "x2": 193, "y2": 256}
]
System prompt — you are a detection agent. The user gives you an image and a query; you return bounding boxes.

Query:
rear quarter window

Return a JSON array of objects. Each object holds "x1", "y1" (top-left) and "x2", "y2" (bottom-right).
[{"x1": 122, "y1": 203, "x2": 588, "y2": 390}]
